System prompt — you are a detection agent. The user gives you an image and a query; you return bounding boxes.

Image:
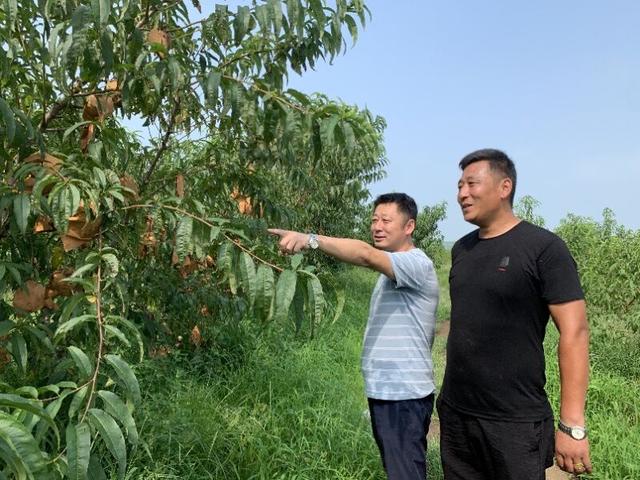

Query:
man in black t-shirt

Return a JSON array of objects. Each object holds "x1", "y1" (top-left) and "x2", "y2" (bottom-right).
[{"x1": 437, "y1": 149, "x2": 592, "y2": 479}]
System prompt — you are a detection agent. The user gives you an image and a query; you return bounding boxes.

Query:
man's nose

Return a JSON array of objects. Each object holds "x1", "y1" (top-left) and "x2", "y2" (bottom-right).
[{"x1": 457, "y1": 185, "x2": 468, "y2": 203}]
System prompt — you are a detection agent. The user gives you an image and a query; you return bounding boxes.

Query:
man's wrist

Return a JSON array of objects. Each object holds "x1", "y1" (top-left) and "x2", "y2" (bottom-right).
[
  {"x1": 558, "y1": 419, "x2": 588, "y2": 440},
  {"x1": 307, "y1": 233, "x2": 319, "y2": 250}
]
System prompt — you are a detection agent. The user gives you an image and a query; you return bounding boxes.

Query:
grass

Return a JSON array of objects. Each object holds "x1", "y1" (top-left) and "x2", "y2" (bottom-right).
[
  {"x1": 123, "y1": 260, "x2": 639, "y2": 479},
  {"x1": 545, "y1": 310, "x2": 640, "y2": 480},
  {"x1": 125, "y1": 268, "x2": 394, "y2": 479}
]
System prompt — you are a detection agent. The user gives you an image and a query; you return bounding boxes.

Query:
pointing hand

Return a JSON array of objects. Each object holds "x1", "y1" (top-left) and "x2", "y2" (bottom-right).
[{"x1": 268, "y1": 228, "x2": 309, "y2": 255}]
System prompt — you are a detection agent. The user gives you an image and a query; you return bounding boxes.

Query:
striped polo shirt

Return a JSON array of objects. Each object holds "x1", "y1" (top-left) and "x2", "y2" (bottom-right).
[{"x1": 362, "y1": 248, "x2": 439, "y2": 400}]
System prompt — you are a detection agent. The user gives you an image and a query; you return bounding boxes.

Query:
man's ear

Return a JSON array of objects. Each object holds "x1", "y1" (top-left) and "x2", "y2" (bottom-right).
[
  {"x1": 405, "y1": 218, "x2": 416, "y2": 235},
  {"x1": 500, "y1": 178, "x2": 513, "y2": 201}
]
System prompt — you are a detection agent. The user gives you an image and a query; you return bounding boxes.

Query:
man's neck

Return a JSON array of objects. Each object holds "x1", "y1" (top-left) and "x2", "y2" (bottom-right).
[{"x1": 478, "y1": 212, "x2": 520, "y2": 239}]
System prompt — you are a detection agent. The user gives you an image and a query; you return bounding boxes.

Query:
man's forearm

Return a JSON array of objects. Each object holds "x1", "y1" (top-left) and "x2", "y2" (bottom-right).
[
  {"x1": 558, "y1": 327, "x2": 590, "y2": 425},
  {"x1": 315, "y1": 235, "x2": 375, "y2": 267},
  {"x1": 267, "y1": 228, "x2": 394, "y2": 277}
]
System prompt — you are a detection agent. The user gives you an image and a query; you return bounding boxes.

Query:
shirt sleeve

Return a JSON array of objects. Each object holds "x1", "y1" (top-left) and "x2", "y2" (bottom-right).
[
  {"x1": 388, "y1": 250, "x2": 433, "y2": 291},
  {"x1": 538, "y1": 237, "x2": 585, "y2": 304}
]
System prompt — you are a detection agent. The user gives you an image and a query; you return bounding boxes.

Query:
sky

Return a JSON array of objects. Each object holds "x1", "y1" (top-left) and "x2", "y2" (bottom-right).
[
  {"x1": 131, "y1": 1, "x2": 640, "y2": 241},
  {"x1": 281, "y1": 0, "x2": 640, "y2": 240}
]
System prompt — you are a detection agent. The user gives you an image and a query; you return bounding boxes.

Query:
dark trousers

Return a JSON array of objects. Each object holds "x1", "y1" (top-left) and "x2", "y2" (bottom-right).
[
  {"x1": 368, "y1": 394, "x2": 435, "y2": 480},
  {"x1": 437, "y1": 399, "x2": 555, "y2": 480}
]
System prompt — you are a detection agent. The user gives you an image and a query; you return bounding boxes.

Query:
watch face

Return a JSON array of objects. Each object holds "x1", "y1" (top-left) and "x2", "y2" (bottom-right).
[{"x1": 571, "y1": 428, "x2": 586, "y2": 440}]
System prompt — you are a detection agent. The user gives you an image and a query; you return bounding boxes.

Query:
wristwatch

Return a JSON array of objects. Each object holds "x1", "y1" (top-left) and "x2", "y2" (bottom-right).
[
  {"x1": 307, "y1": 233, "x2": 319, "y2": 250},
  {"x1": 558, "y1": 419, "x2": 588, "y2": 440}
]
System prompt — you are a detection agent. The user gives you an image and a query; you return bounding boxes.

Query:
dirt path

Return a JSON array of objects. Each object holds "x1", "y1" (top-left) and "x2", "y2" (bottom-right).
[{"x1": 433, "y1": 320, "x2": 572, "y2": 480}]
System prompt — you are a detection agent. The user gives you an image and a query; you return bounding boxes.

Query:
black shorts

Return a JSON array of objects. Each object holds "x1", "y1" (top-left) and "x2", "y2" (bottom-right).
[
  {"x1": 437, "y1": 398, "x2": 555, "y2": 480},
  {"x1": 368, "y1": 394, "x2": 435, "y2": 480}
]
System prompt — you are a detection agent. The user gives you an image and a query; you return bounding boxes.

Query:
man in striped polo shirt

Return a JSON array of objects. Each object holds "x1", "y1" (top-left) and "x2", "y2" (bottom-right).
[{"x1": 269, "y1": 193, "x2": 440, "y2": 479}]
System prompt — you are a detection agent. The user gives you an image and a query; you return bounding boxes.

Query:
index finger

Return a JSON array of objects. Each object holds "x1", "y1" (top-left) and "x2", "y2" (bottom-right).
[{"x1": 267, "y1": 228, "x2": 286, "y2": 237}]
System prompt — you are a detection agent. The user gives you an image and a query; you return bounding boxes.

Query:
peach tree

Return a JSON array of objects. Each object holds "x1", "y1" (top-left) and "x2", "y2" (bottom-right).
[{"x1": 0, "y1": 0, "x2": 386, "y2": 477}]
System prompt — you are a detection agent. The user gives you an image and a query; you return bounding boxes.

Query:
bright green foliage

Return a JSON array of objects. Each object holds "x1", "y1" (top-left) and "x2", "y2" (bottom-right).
[
  {"x1": 413, "y1": 201, "x2": 447, "y2": 268},
  {"x1": 0, "y1": 0, "x2": 386, "y2": 477},
  {"x1": 556, "y1": 208, "x2": 640, "y2": 320},
  {"x1": 514, "y1": 195, "x2": 546, "y2": 227},
  {"x1": 553, "y1": 209, "x2": 640, "y2": 479}
]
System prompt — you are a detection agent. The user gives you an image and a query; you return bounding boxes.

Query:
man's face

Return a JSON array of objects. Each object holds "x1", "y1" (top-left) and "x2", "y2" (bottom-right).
[
  {"x1": 457, "y1": 160, "x2": 510, "y2": 227},
  {"x1": 370, "y1": 202, "x2": 414, "y2": 252}
]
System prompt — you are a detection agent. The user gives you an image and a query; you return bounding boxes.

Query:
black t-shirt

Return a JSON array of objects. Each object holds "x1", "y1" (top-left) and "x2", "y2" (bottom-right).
[{"x1": 440, "y1": 221, "x2": 584, "y2": 421}]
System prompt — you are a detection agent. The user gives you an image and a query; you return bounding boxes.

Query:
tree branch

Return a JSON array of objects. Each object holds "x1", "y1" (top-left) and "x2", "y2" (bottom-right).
[
  {"x1": 139, "y1": 100, "x2": 180, "y2": 193},
  {"x1": 40, "y1": 97, "x2": 70, "y2": 131}
]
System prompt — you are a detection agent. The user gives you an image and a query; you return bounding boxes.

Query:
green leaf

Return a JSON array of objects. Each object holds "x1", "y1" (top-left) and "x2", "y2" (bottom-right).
[
  {"x1": 217, "y1": 242, "x2": 236, "y2": 294},
  {"x1": 104, "y1": 325, "x2": 130, "y2": 347},
  {"x1": 255, "y1": 265, "x2": 274, "y2": 322},
  {"x1": 24, "y1": 325, "x2": 53, "y2": 352},
  {"x1": 59, "y1": 294, "x2": 86, "y2": 325},
  {"x1": 68, "y1": 386, "x2": 89, "y2": 420},
  {"x1": 0, "y1": 320, "x2": 14, "y2": 337},
  {"x1": 97, "y1": 391, "x2": 138, "y2": 447},
  {"x1": 63, "y1": 121, "x2": 93, "y2": 141},
  {"x1": 238, "y1": 252, "x2": 257, "y2": 307},
  {"x1": 269, "y1": 0, "x2": 282, "y2": 35},
  {"x1": 0, "y1": 412, "x2": 47, "y2": 476},
  {"x1": 66, "y1": 422, "x2": 91, "y2": 480},
  {"x1": 320, "y1": 115, "x2": 340, "y2": 149},
  {"x1": 104, "y1": 354, "x2": 141, "y2": 405},
  {"x1": 233, "y1": 5, "x2": 251, "y2": 45},
  {"x1": 307, "y1": 273, "x2": 325, "y2": 328},
  {"x1": 0, "y1": 436, "x2": 29, "y2": 478},
  {"x1": 67, "y1": 346, "x2": 93, "y2": 379},
  {"x1": 54, "y1": 314, "x2": 95, "y2": 340},
  {"x1": 68, "y1": 184, "x2": 81, "y2": 218},
  {"x1": 293, "y1": 280, "x2": 305, "y2": 333},
  {"x1": 100, "y1": 31, "x2": 114, "y2": 75},
  {"x1": 105, "y1": 315, "x2": 144, "y2": 362},
  {"x1": 91, "y1": 0, "x2": 110, "y2": 27},
  {"x1": 35, "y1": 389, "x2": 74, "y2": 445},
  {"x1": 86, "y1": 409, "x2": 126, "y2": 479},
  {"x1": 12, "y1": 194, "x2": 30, "y2": 235},
  {"x1": 9, "y1": 334, "x2": 27, "y2": 373},
  {"x1": 0, "y1": 394, "x2": 56, "y2": 432},
  {"x1": 255, "y1": 4, "x2": 269, "y2": 33},
  {"x1": 0, "y1": 98, "x2": 15, "y2": 143},
  {"x1": 344, "y1": 14, "x2": 358, "y2": 45},
  {"x1": 101, "y1": 253, "x2": 119, "y2": 277},
  {"x1": 175, "y1": 216, "x2": 193, "y2": 261},
  {"x1": 32, "y1": 174, "x2": 58, "y2": 203},
  {"x1": 205, "y1": 70, "x2": 221, "y2": 106},
  {"x1": 274, "y1": 269, "x2": 297, "y2": 323},
  {"x1": 13, "y1": 386, "x2": 37, "y2": 399},
  {"x1": 290, "y1": 252, "x2": 303, "y2": 270},
  {"x1": 70, "y1": 262, "x2": 98, "y2": 278},
  {"x1": 87, "y1": 454, "x2": 108, "y2": 480}
]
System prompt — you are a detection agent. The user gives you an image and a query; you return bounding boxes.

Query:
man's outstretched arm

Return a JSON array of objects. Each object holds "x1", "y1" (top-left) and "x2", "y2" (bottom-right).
[{"x1": 267, "y1": 229, "x2": 394, "y2": 278}]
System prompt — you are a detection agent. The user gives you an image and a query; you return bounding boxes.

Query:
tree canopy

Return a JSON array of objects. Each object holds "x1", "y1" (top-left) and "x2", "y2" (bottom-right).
[{"x1": 0, "y1": 1, "x2": 388, "y2": 477}]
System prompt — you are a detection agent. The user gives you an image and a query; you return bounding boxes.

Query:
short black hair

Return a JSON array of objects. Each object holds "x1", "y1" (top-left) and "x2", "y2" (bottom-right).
[
  {"x1": 373, "y1": 193, "x2": 418, "y2": 222},
  {"x1": 459, "y1": 148, "x2": 517, "y2": 205}
]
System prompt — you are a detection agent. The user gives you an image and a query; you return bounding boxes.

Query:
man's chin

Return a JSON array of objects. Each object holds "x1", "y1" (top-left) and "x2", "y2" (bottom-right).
[{"x1": 373, "y1": 241, "x2": 392, "y2": 251}]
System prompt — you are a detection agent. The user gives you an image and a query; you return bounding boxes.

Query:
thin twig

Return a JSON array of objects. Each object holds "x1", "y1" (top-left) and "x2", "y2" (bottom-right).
[{"x1": 79, "y1": 235, "x2": 105, "y2": 423}]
